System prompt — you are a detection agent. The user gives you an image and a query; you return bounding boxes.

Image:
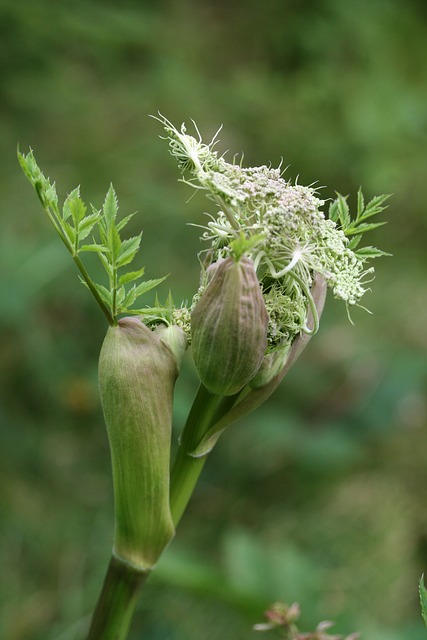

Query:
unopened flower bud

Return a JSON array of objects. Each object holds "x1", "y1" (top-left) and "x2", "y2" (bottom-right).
[
  {"x1": 249, "y1": 343, "x2": 291, "y2": 389},
  {"x1": 98, "y1": 317, "x2": 178, "y2": 570},
  {"x1": 154, "y1": 323, "x2": 187, "y2": 367},
  {"x1": 191, "y1": 256, "x2": 269, "y2": 396}
]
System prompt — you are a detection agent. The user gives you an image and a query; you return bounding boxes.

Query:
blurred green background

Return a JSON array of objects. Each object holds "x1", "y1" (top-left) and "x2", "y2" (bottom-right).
[{"x1": 1, "y1": 1, "x2": 427, "y2": 638}]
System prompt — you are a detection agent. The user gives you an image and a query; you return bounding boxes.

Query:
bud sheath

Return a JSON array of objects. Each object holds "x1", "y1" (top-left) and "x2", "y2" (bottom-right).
[
  {"x1": 191, "y1": 257, "x2": 269, "y2": 395},
  {"x1": 99, "y1": 317, "x2": 181, "y2": 570}
]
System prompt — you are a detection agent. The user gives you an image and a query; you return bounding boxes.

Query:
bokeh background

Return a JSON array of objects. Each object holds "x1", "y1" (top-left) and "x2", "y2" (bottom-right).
[{"x1": 1, "y1": 1, "x2": 427, "y2": 638}]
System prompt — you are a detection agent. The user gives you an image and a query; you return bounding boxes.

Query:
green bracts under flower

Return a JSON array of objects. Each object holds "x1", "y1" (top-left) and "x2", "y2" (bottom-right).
[
  {"x1": 191, "y1": 256, "x2": 269, "y2": 396},
  {"x1": 99, "y1": 317, "x2": 184, "y2": 570}
]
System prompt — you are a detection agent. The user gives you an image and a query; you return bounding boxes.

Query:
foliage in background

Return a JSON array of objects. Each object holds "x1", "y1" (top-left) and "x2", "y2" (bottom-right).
[{"x1": 1, "y1": 1, "x2": 427, "y2": 639}]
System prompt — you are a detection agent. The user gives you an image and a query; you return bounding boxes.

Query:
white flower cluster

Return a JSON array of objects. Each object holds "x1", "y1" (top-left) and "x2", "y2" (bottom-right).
[{"x1": 159, "y1": 116, "x2": 380, "y2": 351}]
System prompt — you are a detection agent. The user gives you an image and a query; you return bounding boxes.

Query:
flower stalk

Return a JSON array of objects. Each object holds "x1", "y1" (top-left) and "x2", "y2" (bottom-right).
[
  {"x1": 86, "y1": 557, "x2": 149, "y2": 640},
  {"x1": 170, "y1": 383, "x2": 238, "y2": 525}
]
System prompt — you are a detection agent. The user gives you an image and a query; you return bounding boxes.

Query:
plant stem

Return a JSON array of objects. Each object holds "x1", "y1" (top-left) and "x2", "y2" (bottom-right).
[
  {"x1": 86, "y1": 556, "x2": 149, "y2": 640},
  {"x1": 170, "y1": 383, "x2": 236, "y2": 526},
  {"x1": 72, "y1": 253, "x2": 115, "y2": 325},
  {"x1": 87, "y1": 384, "x2": 236, "y2": 640}
]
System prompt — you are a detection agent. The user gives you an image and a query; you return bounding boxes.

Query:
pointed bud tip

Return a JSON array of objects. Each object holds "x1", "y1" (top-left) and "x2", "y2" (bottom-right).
[{"x1": 191, "y1": 257, "x2": 269, "y2": 395}]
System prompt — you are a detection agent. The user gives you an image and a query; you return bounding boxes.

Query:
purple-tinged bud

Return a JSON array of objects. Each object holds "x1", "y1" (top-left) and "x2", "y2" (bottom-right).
[{"x1": 191, "y1": 256, "x2": 269, "y2": 396}]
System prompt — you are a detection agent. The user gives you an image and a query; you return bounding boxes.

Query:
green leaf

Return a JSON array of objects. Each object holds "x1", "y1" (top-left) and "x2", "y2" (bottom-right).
[
  {"x1": 18, "y1": 149, "x2": 42, "y2": 185},
  {"x1": 116, "y1": 234, "x2": 142, "y2": 267},
  {"x1": 97, "y1": 250, "x2": 114, "y2": 277},
  {"x1": 134, "y1": 276, "x2": 168, "y2": 299},
  {"x1": 116, "y1": 212, "x2": 137, "y2": 232},
  {"x1": 79, "y1": 211, "x2": 101, "y2": 231},
  {"x1": 80, "y1": 243, "x2": 108, "y2": 253},
  {"x1": 77, "y1": 277, "x2": 112, "y2": 308},
  {"x1": 344, "y1": 221, "x2": 387, "y2": 236},
  {"x1": 336, "y1": 193, "x2": 350, "y2": 229},
  {"x1": 328, "y1": 199, "x2": 340, "y2": 223},
  {"x1": 19, "y1": 149, "x2": 59, "y2": 210},
  {"x1": 94, "y1": 283, "x2": 112, "y2": 306},
  {"x1": 63, "y1": 187, "x2": 86, "y2": 226},
  {"x1": 103, "y1": 184, "x2": 118, "y2": 227},
  {"x1": 419, "y1": 575, "x2": 427, "y2": 628},
  {"x1": 358, "y1": 194, "x2": 390, "y2": 222},
  {"x1": 62, "y1": 221, "x2": 76, "y2": 246},
  {"x1": 347, "y1": 233, "x2": 362, "y2": 250},
  {"x1": 44, "y1": 183, "x2": 59, "y2": 209},
  {"x1": 356, "y1": 188, "x2": 365, "y2": 219},
  {"x1": 229, "y1": 232, "x2": 265, "y2": 261},
  {"x1": 118, "y1": 266, "x2": 146, "y2": 286},
  {"x1": 115, "y1": 286, "x2": 126, "y2": 307},
  {"x1": 108, "y1": 224, "x2": 122, "y2": 262},
  {"x1": 123, "y1": 286, "x2": 138, "y2": 309},
  {"x1": 355, "y1": 246, "x2": 392, "y2": 259}
]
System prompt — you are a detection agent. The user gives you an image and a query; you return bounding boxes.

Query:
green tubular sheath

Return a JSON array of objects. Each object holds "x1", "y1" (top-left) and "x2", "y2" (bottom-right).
[{"x1": 99, "y1": 317, "x2": 179, "y2": 570}]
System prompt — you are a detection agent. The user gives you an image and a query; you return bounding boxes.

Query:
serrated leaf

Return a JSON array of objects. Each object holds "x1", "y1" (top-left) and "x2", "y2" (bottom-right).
[
  {"x1": 116, "y1": 286, "x2": 126, "y2": 307},
  {"x1": 328, "y1": 199, "x2": 340, "y2": 223},
  {"x1": 165, "y1": 290, "x2": 174, "y2": 309},
  {"x1": 355, "y1": 246, "x2": 391, "y2": 259},
  {"x1": 134, "y1": 276, "x2": 168, "y2": 299},
  {"x1": 116, "y1": 212, "x2": 137, "y2": 232},
  {"x1": 44, "y1": 182, "x2": 58, "y2": 209},
  {"x1": 18, "y1": 149, "x2": 43, "y2": 185},
  {"x1": 108, "y1": 223, "x2": 122, "y2": 262},
  {"x1": 118, "y1": 267, "x2": 146, "y2": 286},
  {"x1": 345, "y1": 221, "x2": 387, "y2": 236},
  {"x1": 123, "y1": 286, "x2": 138, "y2": 308},
  {"x1": 124, "y1": 306, "x2": 169, "y2": 316},
  {"x1": 103, "y1": 184, "x2": 118, "y2": 227},
  {"x1": 17, "y1": 150, "x2": 31, "y2": 178},
  {"x1": 336, "y1": 193, "x2": 350, "y2": 229},
  {"x1": 79, "y1": 211, "x2": 101, "y2": 231},
  {"x1": 63, "y1": 221, "x2": 76, "y2": 245},
  {"x1": 63, "y1": 187, "x2": 78, "y2": 220},
  {"x1": 80, "y1": 243, "x2": 109, "y2": 253},
  {"x1": 63, "y1": 187, "x2": 86, "y2": 226},
  {"x1": 357, "y1": 188, "x2": 365, "y2": 218},
  {"x1": 419, "y1": 575, "x2": 427, "y2": 628},
  {"x1": 116, "y1": 234, "x2": 142, "y2": 267},
  {"x1": 358, "y1": 194, "x2": 390, "y2": 222},
  {"x1": 78, "y1": 278, "x2": 112, "y2": 308},
  {"x1": 78, "y1": 227, "x2": 96, "y2": 242},
  {"x1": 94, "y1": 283, "x2": 112, "y2": 306},
  {"x1": 97, "y1": 250, "x2": 114, "y2": 277},
  {"x1": 348, "y1": 234, "x2": 362, "y2": 250},
  {"x1": 98, "y1": 221, "x2": 108, "y2": 246}
]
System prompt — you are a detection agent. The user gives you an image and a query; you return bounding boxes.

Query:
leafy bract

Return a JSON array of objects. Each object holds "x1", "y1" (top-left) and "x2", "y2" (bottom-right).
[{"x1": 19, "y1": 149, "x2": 166, "y2": 324}]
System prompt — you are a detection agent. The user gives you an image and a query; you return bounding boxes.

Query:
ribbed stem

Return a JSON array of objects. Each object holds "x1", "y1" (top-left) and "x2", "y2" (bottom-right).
[
  {"x1": 170, "y1": 383, "x2": 237, "y2": 526},
  {"x1": 86, "y1": 556, "x2": 149, "y2": 640},
  {"x1": 87, "y1": 384, "x2": 237, "y2": 640}
]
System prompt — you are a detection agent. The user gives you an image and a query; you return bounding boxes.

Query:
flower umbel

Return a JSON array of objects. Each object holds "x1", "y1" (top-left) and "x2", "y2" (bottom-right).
[{"x1": 158, "y1": 115, "x2": 389, "y2": 354}]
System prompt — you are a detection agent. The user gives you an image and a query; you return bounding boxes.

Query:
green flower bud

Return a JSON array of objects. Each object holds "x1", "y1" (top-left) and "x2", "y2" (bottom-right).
[
  {"x1": 98, "y1": 317, "x2": 178, "y2": 570},
  {"x1": 191, "y1": 256, "x2": 269, "y2": 396},
  {"x1": 249, "y1": 344, "x2": 291, "y2": 390},
  {"x1": 154, "y1": 323, "x2": 187, "y2": 367}
]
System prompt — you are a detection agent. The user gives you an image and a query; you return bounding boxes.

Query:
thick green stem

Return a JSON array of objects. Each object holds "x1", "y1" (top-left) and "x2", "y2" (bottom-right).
[
  {"x1": 87, "y1": 384, "x2": 236, "y2": 640},
  {"x1": 170, "y1": 383, "x2": 237, "y2": 526},
  {"x1": 86, "y1": 556, "x2": 149, "y2": 640}
]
